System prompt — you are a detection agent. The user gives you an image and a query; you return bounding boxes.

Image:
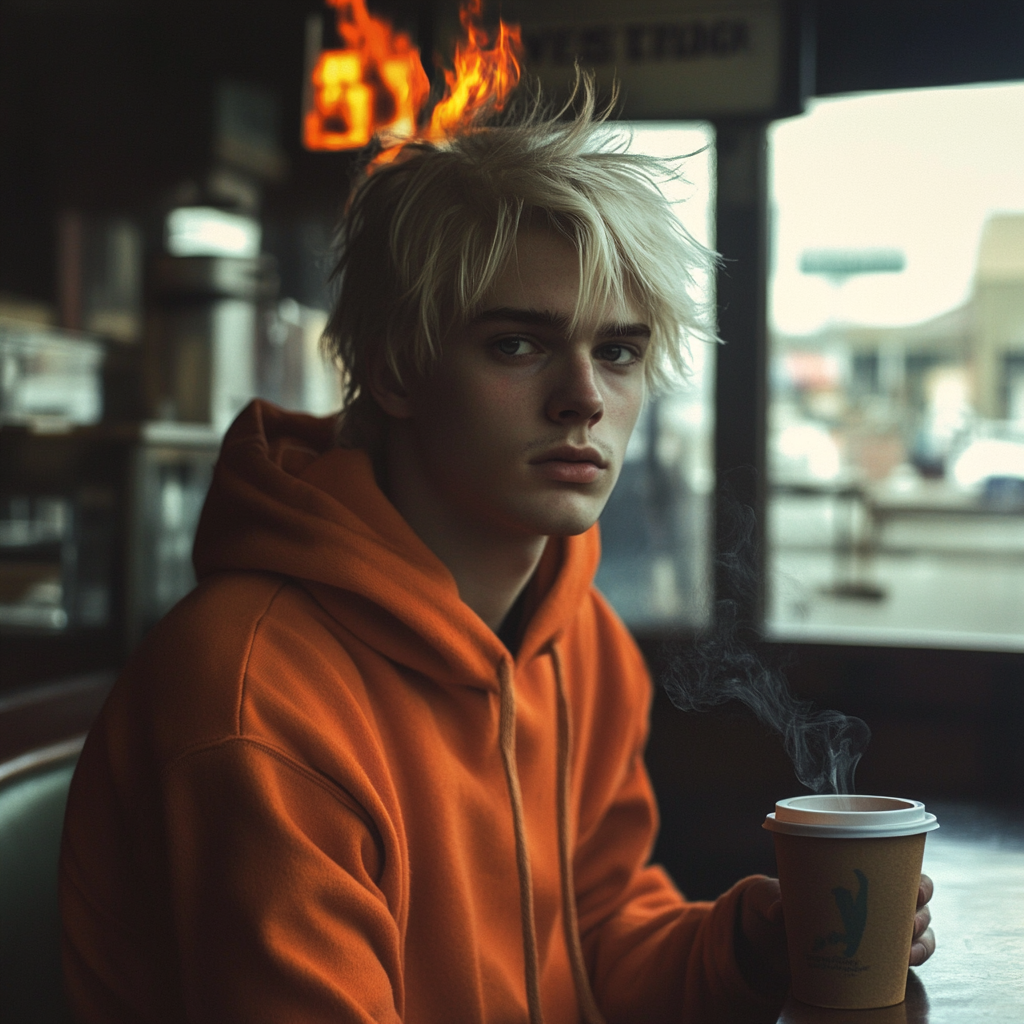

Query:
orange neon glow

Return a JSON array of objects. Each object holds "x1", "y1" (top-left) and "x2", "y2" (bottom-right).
[
  {"x1": 304, "y1": 0, "x2": 522, "y2": 153},
  {"x1": 304, "y1": 0, "x2": 429, "y2": 151}
]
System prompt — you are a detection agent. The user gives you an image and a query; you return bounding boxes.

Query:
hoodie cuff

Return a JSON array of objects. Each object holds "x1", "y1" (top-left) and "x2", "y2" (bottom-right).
[{"x1": 706, "y1": 875, "x2": 788, "y2": 1022}]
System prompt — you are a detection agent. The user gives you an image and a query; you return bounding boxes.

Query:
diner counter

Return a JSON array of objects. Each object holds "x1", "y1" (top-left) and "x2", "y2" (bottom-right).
[{"x1": 778, "y1": 802, "x2": 1024, "y2": 1022}]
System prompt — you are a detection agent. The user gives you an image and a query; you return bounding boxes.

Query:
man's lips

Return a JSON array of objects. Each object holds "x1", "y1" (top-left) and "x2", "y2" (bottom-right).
[{"x1": 529, "y1": 445, "x2": 608, "y2": 484}]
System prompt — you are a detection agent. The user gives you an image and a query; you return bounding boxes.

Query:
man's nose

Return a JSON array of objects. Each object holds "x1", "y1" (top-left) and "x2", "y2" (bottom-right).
[{"x1": 545, "y1": 353, "x2": 604, "y2": 425}]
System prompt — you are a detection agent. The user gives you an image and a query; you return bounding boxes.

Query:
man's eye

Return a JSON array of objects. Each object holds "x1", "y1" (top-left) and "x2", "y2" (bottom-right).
[
  {"x1": 598, "y1": 344, "x2": 640, "y2": 366},
  {"x1": 495, "y1": 336, "x2": 537, "y2": 357}
]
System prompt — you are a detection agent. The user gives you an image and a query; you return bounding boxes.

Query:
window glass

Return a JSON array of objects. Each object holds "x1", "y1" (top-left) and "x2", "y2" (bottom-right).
[
  {"x1": 595, "y1": 123, "x2": 715, "y2": 630},
  {"x1": 767, "y1": 84, "x2": 1024, "y2": 650}
]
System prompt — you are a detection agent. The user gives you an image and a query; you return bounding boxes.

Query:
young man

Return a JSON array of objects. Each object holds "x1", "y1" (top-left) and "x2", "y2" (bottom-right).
[{"x1": 60, "y1": 87, "x2": 933, "y2": 1022}]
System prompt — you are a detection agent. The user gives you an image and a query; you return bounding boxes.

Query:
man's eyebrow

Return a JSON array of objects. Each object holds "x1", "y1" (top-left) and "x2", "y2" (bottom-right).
[
  {"x1": 471, "y1": 306, "x2": 651, "y2": 338},
  {"x1": 471, "y1": 307, "x2": 572, "y2": 330}
]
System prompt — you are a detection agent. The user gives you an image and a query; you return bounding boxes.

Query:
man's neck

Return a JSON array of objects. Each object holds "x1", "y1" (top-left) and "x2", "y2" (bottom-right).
[{"x1": 379, "y1": 427, "x2": 547, "y2": 633}]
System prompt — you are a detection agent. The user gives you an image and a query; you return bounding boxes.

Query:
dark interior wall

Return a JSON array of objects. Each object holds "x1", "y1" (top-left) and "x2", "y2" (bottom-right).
[
  {"x1": 0, "y1": 0, "x2": 432, "y2": 304},
  {"x1": 642, "y1": 639, "x2": 1024, "y2": 807}
]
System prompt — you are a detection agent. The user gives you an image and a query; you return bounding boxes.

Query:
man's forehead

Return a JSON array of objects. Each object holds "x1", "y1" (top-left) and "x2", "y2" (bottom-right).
[{"x1": 461, "y1": 223, "x2": 650, "y2": 335}]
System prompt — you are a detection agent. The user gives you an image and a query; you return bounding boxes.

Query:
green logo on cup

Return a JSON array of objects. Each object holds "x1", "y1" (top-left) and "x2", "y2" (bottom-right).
[{"x1": 814, "y1": 869, "x2": 868, "y2": 958}]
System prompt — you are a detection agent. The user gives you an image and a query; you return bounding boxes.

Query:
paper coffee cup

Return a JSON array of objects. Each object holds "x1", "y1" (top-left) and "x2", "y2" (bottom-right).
[{"x1": 763, "y1": 795, "x2": 938, "y2": 1010}]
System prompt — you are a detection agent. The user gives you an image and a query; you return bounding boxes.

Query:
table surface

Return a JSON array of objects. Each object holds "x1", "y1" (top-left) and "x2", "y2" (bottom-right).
[{"x1": 777, "y1": 802, "x2": 1024, "y2": 1023}]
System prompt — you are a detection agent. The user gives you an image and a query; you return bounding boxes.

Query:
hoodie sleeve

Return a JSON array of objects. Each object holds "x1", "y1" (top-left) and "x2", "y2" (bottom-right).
[
  {"x1": 159, "y1": 738, "x2": 404, "y2": 1024},
  {"x1": 570, "y1": 609, "x2": 785, "y2": 1023},
  {"x1": 574, "y1": 756, "x2": 783, "y2": 1023}
]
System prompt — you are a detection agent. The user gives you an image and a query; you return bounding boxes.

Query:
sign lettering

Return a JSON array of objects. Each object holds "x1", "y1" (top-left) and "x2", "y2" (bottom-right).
[
  {"x1": 524, "y1": 19, "x2": 751, "y2": 68},
  {"x1": 495, "y1": 1, "x2": 784, "y2": 118}
]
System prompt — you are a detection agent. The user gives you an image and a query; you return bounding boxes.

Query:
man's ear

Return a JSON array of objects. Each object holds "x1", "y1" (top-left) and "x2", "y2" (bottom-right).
[{"x1": 367, "y1": 356, "x2": 415, "y2": 419}]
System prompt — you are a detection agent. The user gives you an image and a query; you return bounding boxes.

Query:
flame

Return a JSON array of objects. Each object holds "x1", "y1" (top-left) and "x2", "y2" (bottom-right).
[
  {"x1": 304, "y1": 0, "x2": 522, "y2": 152},
  {"x1": 427, "y1": 0, "x2": 522, "y2": 140}
]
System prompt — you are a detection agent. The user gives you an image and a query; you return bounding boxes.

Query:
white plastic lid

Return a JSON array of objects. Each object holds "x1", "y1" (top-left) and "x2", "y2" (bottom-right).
[{"x1": 763, "y1": 794, "x2": 940, "y2": 838}]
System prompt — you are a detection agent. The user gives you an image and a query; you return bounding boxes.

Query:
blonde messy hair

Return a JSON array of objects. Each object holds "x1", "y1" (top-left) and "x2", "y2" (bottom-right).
[{"x1": 323, "y1": 75, "x2": 717, "y2": 447}]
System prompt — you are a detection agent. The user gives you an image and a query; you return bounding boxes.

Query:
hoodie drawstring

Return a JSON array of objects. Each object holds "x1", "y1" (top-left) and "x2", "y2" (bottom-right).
[
  {"x1": 497, "y1": 658, "x2": 544, "y2": 1024},
  {"x1": 498, "y1": 652, "x2": 606, "y2": 1024},
  {"x1": 551, "y1": 642, "x2": 606, "y2": 1024}
]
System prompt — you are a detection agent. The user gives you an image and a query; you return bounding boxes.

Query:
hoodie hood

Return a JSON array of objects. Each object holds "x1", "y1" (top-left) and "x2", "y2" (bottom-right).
[{"x1": 193, "y1": 401, "x2": 602, "y2": 692}]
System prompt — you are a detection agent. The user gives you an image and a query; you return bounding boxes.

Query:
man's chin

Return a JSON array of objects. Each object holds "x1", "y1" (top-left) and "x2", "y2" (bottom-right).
[{"x1": 517, "y1": 498, "x2": 605, "y2": 539}]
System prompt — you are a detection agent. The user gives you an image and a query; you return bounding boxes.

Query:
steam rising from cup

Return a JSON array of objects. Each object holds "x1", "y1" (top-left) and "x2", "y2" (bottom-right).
[{"x1": 662, "y1": 498, "x2": 871, "y2": 795}]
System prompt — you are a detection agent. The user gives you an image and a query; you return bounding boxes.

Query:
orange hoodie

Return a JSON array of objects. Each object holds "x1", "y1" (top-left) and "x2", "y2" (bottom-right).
[{"x1": 60, "y1": 401, "x2": 781, "y2": 1024}]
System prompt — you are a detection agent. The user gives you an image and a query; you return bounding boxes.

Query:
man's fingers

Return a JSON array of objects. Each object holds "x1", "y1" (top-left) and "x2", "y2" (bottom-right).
[
  {"x1": 909, "y1": 926, "x2": 935, "y2": 967},
  {"x1": 917, "y1": 873, "x2": 934, "y2": 908},
  {"x1": 744, "y1": 877, "x2": 783, "y2": 924},
  {"x1": 736, "y1": 879, "x2": 790, "y2": 993},
  {"x1": 910, "y1": 876, "x2": 935, "y2": 966}
]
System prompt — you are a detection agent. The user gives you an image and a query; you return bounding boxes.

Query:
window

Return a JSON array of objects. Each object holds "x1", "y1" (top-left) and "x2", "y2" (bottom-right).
[
  {"x1": 595, "y1": 123, "x2": 715, "y2": 630},
  {"x1": 767, "y1": 84, "x2": 1024, "y2": 650}
]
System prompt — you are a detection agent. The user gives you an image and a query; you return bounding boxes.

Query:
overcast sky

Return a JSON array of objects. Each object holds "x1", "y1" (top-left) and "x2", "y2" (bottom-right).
[{"x1": 768, "y1": 81, "x2": 1024, "y2": 336}]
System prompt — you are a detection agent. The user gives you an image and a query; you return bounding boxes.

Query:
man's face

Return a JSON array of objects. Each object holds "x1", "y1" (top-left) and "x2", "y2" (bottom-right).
[{"x1": 399, "y1": 226, "x2": 650, "y2": 541}]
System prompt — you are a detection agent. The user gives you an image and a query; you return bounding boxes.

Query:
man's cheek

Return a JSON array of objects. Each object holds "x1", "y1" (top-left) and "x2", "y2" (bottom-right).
[{"x1": 474, "y1": 374, "x2": 535, "y2": 412}]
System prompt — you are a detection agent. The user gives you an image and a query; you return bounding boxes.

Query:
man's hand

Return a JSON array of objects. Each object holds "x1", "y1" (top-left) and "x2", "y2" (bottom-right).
[
  {"x1": 910, "y1": 874, "x2": 935, "y2": 967},
  {"x1": 735, "y1": 877, "x2": 788, "y2": 995},
  {"x1": 736, "y1": 872, "x2": 937, "y2": 992}
]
